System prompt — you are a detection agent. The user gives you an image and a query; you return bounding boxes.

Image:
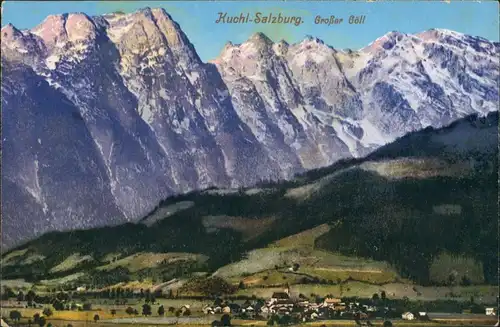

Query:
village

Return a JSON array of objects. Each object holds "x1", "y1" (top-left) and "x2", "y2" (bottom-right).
[
  {"x1": 199, "y1": 285, "x2": 498, "y2": 325},
  {"x1": 202, "y1": 285, "x2": 381, "y2": 323}
]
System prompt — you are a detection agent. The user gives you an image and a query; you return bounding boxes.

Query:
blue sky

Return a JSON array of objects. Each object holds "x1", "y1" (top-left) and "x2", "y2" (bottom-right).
[{"x1": 2, "y1": 1, "x2": 499, "y2": 61}]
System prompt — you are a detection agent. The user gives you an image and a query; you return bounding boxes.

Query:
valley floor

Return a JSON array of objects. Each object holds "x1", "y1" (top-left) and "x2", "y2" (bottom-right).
[
  {"x1": 2, "y1": 317, "x2": 498, "y2": 327},
  {"x1": 2, "y1": 305, "x2": 498, "y2": 327}
]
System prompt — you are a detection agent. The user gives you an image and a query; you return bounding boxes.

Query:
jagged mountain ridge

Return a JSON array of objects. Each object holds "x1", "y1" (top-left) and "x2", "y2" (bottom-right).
[{"x1": 1, "y1": 8, "x2": 498, "y2": 248}]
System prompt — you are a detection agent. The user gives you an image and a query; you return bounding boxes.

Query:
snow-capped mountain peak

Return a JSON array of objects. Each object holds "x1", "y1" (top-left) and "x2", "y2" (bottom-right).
[
  {"x1": 29, "y1": 13, "x2": 98, "y2": 47},
  {"x1": 248, "y1": 31, "x2": 273, "y2": 45}
]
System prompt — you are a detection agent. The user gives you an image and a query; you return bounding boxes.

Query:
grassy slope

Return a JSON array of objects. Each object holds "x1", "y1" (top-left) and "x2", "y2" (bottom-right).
[
  {"x1": 96, "y1": 252, "x2": 208, "y2": 273},
  {"x1": 217, "y1": 223, "x2": 400, "y2": 285},
  {"x1": 227, "y1": 225, "x2": 497, "y2": 303}
]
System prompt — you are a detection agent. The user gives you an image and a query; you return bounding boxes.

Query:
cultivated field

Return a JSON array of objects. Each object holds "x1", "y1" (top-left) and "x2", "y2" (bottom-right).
[{"x1": 96, "y1": 252, "x2": 207, "y2": 272}]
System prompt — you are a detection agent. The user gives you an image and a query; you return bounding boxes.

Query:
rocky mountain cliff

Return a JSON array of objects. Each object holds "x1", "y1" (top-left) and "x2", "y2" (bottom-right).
[{"x1": 1, "y1": 7, "x2": 498, "y2": 248}]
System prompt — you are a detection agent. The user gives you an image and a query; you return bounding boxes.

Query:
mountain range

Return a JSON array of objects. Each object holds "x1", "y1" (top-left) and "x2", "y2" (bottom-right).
[
  {"x1": 1, "y1": 7, "x2": 499, "y2": 248},
  {"x1": 2, "y1": 111, "x2": 497, "y2": 295}
]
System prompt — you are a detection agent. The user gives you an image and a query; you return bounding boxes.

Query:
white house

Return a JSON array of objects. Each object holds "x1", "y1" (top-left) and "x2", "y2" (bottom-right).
[
  {"x1": 322, "y1": 297, "x2": 341, "y2": 308},
  {"x1": 202, "y1": 306, "x2": 215, "y2": 315},
  {"x1": 180, "y1": 305, "x2": 191, "y2": 314},
  {"x1": 297, "y1": 299, "x2": 310, "y2": 307},
  {"x1": 76, "y1": 286, "x2": 86, "y2": 292},
  {"x1": 402, "y1": 312, "x2": 415, "y2": 320},
  {"x1": 486, "y1": 308, "x2": 496, "y2": 316},
  {"x1": 245, "y1": 305, "x2": 255, "y2": 312},
  {"x1": 308, "y1": 304, "x2": 320, "y2": 311},
  {"x1": 277, "y1": 307, "x2": 290, "y2": 315}
]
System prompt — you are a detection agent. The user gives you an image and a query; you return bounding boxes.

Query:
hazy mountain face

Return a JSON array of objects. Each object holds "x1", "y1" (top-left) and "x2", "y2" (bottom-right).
[{"x1": 1, "y1": 8, "x2": 498, "y2": 248}]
